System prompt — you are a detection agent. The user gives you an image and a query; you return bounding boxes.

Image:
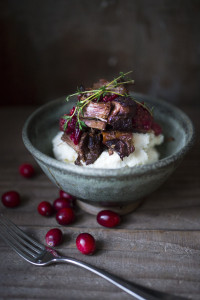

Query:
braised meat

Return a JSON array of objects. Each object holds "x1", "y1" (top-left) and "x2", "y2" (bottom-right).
[
  {"x1": 110, "y1": 96, "x2": 136, "y2": 117},
  {"x1": 80, "y1": 117, "x2": 106, "y2": 130},
  {"x1": 59, "y1": 73, "x2": 161, "y2": 166},
  {"x1": 81, "y1": 102, "x2": 111, "y2": 121},
  {"x1": 102, "y1": 131, "x2": 134, "y2": 159},
  {"x1": 61, "y1": 96, "x2": 137, "y2": 163},
  {"x1": 108, "y1": 96, "x2": 137, "y2": 131},
  {"x1": 61, "y1": 133, "x2": 80, "y2": 152},
  {"x1": 80, "y1": 96, "x2": 136, "y2": 132},
  {"x1": 84, "y1": 131, "x2": 103, "y2": 165},
  {"x1": 74, "y1": 130, "x2": 103, "y2": 165}
]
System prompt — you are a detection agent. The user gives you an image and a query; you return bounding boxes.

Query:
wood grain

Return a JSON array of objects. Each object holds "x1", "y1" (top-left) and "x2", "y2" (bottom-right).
[{"x1": 0, "y1": 106, "x2": 200, "y2": 299}]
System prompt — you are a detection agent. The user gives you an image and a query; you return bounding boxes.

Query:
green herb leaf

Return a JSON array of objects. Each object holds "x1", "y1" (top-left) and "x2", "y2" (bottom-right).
[
  {"x1": 62, "y1": 115, "x2": 72, "y2": 120},
  {"x1": 77, "y1": 120, "x2": 87, "y2": 130}
]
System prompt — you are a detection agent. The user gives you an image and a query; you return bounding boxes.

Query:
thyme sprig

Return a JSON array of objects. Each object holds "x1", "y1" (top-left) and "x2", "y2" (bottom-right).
[
  {"x1": 63, "y1": 71, "x2": 134, "y2": 130},
  {"x1": 129, "y1": 96, "x2": 153, "y2": 116}
]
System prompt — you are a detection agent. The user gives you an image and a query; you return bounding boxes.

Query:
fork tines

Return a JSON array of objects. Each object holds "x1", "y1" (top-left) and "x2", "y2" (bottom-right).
[{"x1": 0, "y1": 214, "x2": 45, "y2": 261}]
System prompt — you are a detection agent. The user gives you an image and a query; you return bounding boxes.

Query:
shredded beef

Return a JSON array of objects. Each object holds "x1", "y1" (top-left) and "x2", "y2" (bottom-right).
[
  {"x1": 108, "y1": 96, "x2": 137, "y2": 131},
  {"x1": 73, "y1": 130, "x2": 103, "y2": 165},
  {"x1": 61, "y1": 133, "x2": 80, "y2": 152},
  {"x1": 61, "y1": 80, "x2": 139, "y2": 164},
  {"x1": 82, "y1": 102, "x2": 111, "y2": 121},
  {"x1": 107, "y1": 116, "x2": 133, "y2": 131},
  {"x1": 102, "y1": 131, "x2": 134, "y2": 159},
  {"x1": 80, "y1": 118, "x2": 106, "y2": 130}
]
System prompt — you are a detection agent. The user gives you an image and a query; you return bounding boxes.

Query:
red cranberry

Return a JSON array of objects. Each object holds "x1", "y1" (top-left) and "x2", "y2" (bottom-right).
[
  {"x1": 132, "y1": 103, "x2": 153, "y2": 132},
  {"x1": 45, "y1": 228, "x2": 63, "y2": 247},
  {"x1": 66, "y1": 115, "x2": 77, "y2": 133},
  {"x1": 76, "y1": 233, "x2": 96, "y2": 255},
  {"x1": 59, "y1": 114, "x2": 68, "y2": 131},
  {"x1": 1, "y1": 191, "x2": 20, "y2": 208},
  {"x1": 37, "y1": 201, "x2": 54, "y2": 217},
  {"x1": 69, "y1": 107, "x2": 76, "y2": 115},
  {"x1": 56, "y1": 207, "x2": 75, "y2": 225},
  {"x1": 60, "y1": 107, "x2": 82, "y2": 145},
  {"x1": 59, "y1": 190, "x2": 75, "y2": 201},
  {"x1": 97, "y1": 210, "x2": 121, "y2": 228},
  {"x1": 19, "y1": 163, "x2": 35, "y2": 178},
  {"x1": 70, "y1": 127, "x2": 82, "y2": 145},
  {"x1": 59, "y1": 108, "x2": 76, "y2": 132},
  {"x1": 151, "y1": 122, "x2": 162, "y2": 136},
  {"x1": 102, "y1": 94, "x2": 118, "y2": 102},
  {"x1": 53, "y1": 197, "x2": 72, "y2": 211}
]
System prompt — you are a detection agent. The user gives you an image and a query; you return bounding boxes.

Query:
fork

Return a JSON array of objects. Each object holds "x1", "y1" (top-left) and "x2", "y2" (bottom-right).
[{"x1": 0, "y1": 215, "x2": 186, "y2": 300}]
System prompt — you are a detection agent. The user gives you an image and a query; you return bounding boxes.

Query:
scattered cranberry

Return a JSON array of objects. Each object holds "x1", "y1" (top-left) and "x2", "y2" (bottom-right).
[
  {"x1": 45, "y1": 228, "x2": 63, "y2": 247},
  {"x1": 97, "y1": 210, "x2": 121, "y2": 228},
  {"x1": 53, "y1": 197, "x2": 72, "y2": 211},
  {"x1": 59, "y1": 190, "x2": 75, "y2": 200},
  {"x1": 19, "y1": 163, "x2": 35, "y2": 178},
  {"x1": 37, "y1": 201, "x2": 54, "y2": 217},
  {"x1": 56, "y1": 207, "x2": 75, "y2": 225},
  {"x1": 76, "y1": 233, "x2": 96, "y2": 255},
  {"x1": 1, "y1": 191, "x2": 20, "y2": 208}
]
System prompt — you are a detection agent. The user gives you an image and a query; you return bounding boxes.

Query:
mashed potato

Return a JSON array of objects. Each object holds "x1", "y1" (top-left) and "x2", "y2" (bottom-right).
[{"x1": 52, "y1": 131, "x2": 164, "y2": 169}]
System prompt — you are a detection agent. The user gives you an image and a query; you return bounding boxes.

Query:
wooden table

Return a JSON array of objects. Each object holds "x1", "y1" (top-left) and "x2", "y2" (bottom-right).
[{"x1": 0, "y1": 105, "x2": 199, "y2": 300}]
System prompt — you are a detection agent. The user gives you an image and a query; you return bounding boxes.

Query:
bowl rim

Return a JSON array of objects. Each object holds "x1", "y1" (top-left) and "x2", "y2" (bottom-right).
[{"x1": 22, "y1": 92, "x2": 195, "y2": 177}]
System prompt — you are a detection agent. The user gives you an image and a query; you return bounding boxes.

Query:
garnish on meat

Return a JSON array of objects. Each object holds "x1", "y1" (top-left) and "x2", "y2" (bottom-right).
[{"x1": 59, "y1": 71, "x2": 162, "y2": 166}]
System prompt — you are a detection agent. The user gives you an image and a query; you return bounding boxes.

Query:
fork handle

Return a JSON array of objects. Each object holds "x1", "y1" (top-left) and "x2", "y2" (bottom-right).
[{"x1": 54, "y1": 257, "x2": 185, "y2": 300}]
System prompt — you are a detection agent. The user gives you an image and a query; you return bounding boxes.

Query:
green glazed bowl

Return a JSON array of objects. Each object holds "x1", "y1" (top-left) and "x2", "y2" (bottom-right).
[{"x1": 22, "y1": 93, "x2": 194, "y2": 211}]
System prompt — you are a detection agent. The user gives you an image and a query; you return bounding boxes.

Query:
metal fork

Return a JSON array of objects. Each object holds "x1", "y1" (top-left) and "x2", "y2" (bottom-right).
[{"x1": 0, "y1": 215, "x2": 186, "y2": 300}]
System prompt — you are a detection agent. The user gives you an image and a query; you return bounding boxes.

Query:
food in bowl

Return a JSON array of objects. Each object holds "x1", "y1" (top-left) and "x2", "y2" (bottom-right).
[
  {"x1": 22, "y1": 82, "x2": 194, "y2": 206},
  {"x1": 52, "y1": 72, "x2": 164, "y2": 169}
]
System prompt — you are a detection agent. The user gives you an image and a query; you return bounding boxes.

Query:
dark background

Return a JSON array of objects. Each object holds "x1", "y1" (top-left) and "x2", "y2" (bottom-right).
[{"x1": 0, "y1": 0, "x2": 200, "y2": 106}]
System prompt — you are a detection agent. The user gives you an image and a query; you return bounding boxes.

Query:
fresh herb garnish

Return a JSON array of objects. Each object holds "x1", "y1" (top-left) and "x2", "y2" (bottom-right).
[
  {"x1": 129, "y1": 96, "x2": 153, "y2": 116},
  {"x1": 63, "y1": 71, "x2": 134, "y2": 130}
]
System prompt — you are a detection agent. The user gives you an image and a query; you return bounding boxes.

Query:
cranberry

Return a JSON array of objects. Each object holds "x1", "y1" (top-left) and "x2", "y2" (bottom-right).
[
  {"x1": 59, "y1": 190, "x2": 75, "y2": 200},
  {"x1": 53, "y1": 197, "x2": 73, "y2": 211},
  {"x1": 45, "y1": 228, "x2": 63, "y2": 247},
  {"x1": 76, "y1": 233, "x2": 96, "y2": 255},
  {"x1": 59, "y1": 114, "x2": 68, "y2": 131},
  {"x1": 102, "y1": 94, "x2": 118, "y2": 102},
  {"x1": 132, "y1": 103, "x2": 153, "y2": 132},
  {"x1": 69, "y1": 107, "x2": 76, "y2": 115},
  {"x1": 97, "y1": 210, "x2": 121, "y2": 228},
  {"x1": 1, "y1": 191, "x2": 20, "y2": 208},
  {"x1": 70, "y1": 127, "x2": 82, "y2": 145},
  {"x1": 60, "y1": 106, "x2": 83, "y2": 145},
  {"x1": 56, "y1": 207, "x2": 75, "y2": 225},
  {"x1": 59, "y1": 108, "x2": 76, "y2": 132},
  {"x1": 66, "y1": 115, "x2": 77, "y2": 133},
  {"x1": 37, "y1": 201, "x2": 54, "y2": 217},
  {"x1": 19, "y1": 163, "x2": 35, "y2": 178},
  {"x1": 151, "y1": 122, "x2": 162, "y2": 136}
]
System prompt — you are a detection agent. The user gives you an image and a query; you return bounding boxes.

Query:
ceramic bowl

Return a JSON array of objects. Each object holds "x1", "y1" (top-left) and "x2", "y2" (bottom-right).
[{"x1": 22, "y1": 93, "x2": 194, "y2": 213}]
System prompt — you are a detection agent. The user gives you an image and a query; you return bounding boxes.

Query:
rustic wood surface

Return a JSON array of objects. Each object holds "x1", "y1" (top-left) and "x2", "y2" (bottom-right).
[{"x1": 0, "y1": 106, "x2": 199, "y2": 300}]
